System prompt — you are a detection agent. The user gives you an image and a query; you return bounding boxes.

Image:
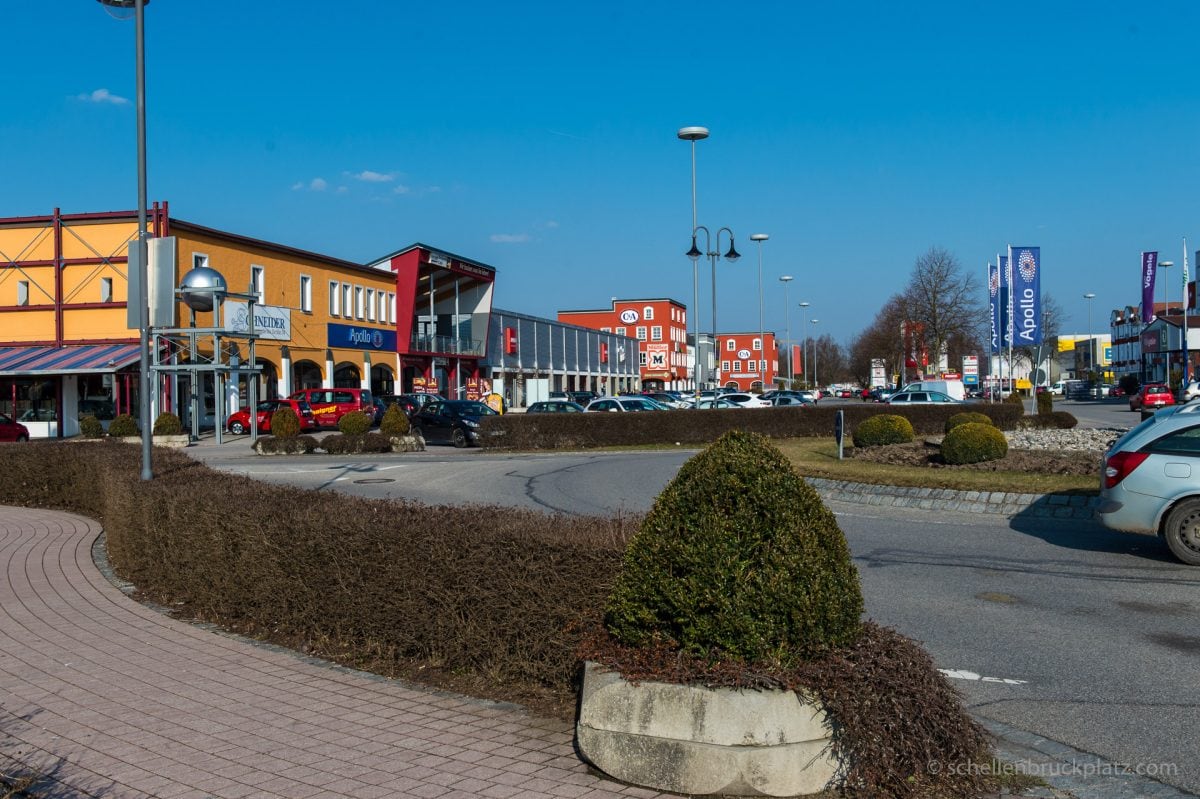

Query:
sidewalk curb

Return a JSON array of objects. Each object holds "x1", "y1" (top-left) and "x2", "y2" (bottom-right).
[{"x1": 808, "y1": 477, "x2": 1099, "y2": 520}]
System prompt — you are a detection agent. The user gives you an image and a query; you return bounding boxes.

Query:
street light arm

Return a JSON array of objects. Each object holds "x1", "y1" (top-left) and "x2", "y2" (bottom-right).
[{"x1": 716, "y1": 227, "x2": 740, "y2": 261}]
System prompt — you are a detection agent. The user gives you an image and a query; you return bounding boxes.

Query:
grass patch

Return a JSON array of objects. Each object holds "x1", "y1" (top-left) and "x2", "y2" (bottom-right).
[{"x1": 775, "y1": 437, "x2": 1098, "y2": 494}]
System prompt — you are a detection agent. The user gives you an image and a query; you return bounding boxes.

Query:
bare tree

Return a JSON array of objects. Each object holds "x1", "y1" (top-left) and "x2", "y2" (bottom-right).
[
  {"x1": 848, "y1": 294, "x2": 909, "y2": 386},
  {"x1": 901, "y1": 247, "x2": 985, "y2": 376}
]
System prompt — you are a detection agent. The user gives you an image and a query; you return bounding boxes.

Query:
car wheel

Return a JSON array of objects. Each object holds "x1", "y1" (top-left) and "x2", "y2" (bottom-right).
[
  {"x1": 16, "y1": 434, "x2": 28, "y2": 443},
  {"x1": 451, "y1": 428, "x2": 468, "y2": 448},
  {"x1": 230, "y1": 420, "x2": 246, "y2": 435},
  {"x1": 410, "y1": 424, "x2": 424, "y2": 441},
  {"x1": 1163, "y1": 498, "x2": 1200, "y2": 566}
]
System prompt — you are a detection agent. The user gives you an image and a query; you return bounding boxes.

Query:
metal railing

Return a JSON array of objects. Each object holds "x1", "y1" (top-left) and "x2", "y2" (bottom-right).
[{"x1": 409, "y1": 334, "x2": 484, "y2": 356}]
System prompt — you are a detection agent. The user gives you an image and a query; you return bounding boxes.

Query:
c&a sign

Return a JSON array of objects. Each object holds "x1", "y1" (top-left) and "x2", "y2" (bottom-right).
[{"x1": 327, "y1": 323, "x2": 397, "y2": 351}]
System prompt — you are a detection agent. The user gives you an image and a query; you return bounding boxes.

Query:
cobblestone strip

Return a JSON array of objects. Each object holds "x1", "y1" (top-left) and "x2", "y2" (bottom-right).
[{"x1": 808, "y1": 478, "x2": 1100, "y2": 520}]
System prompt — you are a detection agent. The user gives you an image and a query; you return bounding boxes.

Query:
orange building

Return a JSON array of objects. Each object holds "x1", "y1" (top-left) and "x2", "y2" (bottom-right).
[
  {"x1": 558, "y1": 298, "x2": 689, "y2": 391},
  {"x1": 716, "y1": 331, "x2": 778, "y2": 392}
]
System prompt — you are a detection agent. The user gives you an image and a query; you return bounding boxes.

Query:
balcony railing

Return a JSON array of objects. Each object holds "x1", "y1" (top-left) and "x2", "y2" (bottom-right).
[{"x1": 409, "y1": 334, "x2": 484, "y2": 356}]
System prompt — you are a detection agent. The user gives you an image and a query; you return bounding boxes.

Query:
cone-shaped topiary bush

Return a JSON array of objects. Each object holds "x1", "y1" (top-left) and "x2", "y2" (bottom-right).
[
  {"x1": 338, "y1": 409, "x2": 372, "y2": 436},
  {"x1": 852, "y1": 414, "x2": 914, "y2": 448},
  {"x1": 152, "y1": 412, "x2": 183, "y2": 436},
  {"x1": 941, "y1": 422, "x2": 1008, "y2": 464},
  {"x1": 605, "y1": 430, "x2": 863, "y2": 665},
  {"x1": 944, "y1": 411, "x2": 992, "y2": 434},
  {"x1": 107, "y1": 413, "x2": 139, "y2": 437},
  {"x1": 270, "y1": 406, "x2": 301, "y2": 439},
  {"x1": 78, "y1": 415, "x2": 105, "y2": 439},
  {"x1": 1036, "y1": 390, "x2": 1053, "y2": 415},
  {"x1": 380, "y1": 403, "x2": 410, "y2": 436}
]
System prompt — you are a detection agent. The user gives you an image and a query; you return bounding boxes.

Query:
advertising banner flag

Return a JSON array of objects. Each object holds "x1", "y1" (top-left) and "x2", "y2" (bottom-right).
[
  {"x1": 1010, "y1": 247, "x2": 1042, "y2": 345},
  {"x1": 1142, "y1": 251, "x2": 1158, "y2": 323},
  {"x1": 999, "y1": 255, "x2": 1011, "y2": 347},
  {"x1": 988, "y1": 261, "x2": 1000, "y2": 353}
]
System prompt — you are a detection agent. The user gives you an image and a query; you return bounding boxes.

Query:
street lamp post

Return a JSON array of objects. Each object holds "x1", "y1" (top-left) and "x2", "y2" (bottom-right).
[
  {"x1": 677, "y1": 126, "x2": 708, "y2": 406},
  {"x1": 810, "y1": 319, "x2": 820, "y2": 389},
  {"x1": 99, "y1": 0, "x2": 153, "y2": 481},
  {"x1": 687, "y1": 227, "x2": 740, "y2": 390},
  {"x1": 1084, "y1": 292, "x2": 1096, "y2": 397},
  {"x1": 799, "y1": 302, "x2": 811, "y2": 388},
  {"x1": 779, "y1": 276, "x2": 793, "y2": 386},
  {"x1": 751, "y1": 234, "x2": 769, "y2": 389}
]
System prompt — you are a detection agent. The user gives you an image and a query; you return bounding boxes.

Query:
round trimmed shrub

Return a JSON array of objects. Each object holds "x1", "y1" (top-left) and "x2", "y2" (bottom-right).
[
  {"x1": 337, "y1": 410, "x2": 372, "y2": 436},
  {"x1": 107, "y1": 413, "x2": 139, "y2": 437},
  {"x1": 852, "y1": 414, "x2": 914, "y2": 448},
  {"x1": 1004, "y1": 391, "x2": 1025, "y2": 407},
  {"x1": 78, "y1": 415, "x2": 105, "y2": 439},
  {"x1": 941, "y1": 422, "x2": 1008, "y2": 464},
  {"x1": 380, "y1": 403, "x2": 410, "y2": 436},
  {"x1": 604, "y1": 430, "x2": 863, "y2": 664},
  {"x1": 945, "y1": 411, "x2": 992, "y2": 434},
  {"x1": 270, "y1": 406, "x2": 301, "y2": 439},
  {"x1": 1049, "y1": 410, "x2": 1078, "y2": 429},
  {"x1": 152, "y1": 412, "x2": 183, "y2": 436}
]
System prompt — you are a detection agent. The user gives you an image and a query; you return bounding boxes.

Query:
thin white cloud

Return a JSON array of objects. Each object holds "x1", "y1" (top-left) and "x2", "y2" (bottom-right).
[
  {"x1": 335, "y1": 185, "x2": 348, "y2": 195},
  {"x1": 392, "y1": 184, "x2": 411, "y2": 195},
  {"x1": 352, "y1": 170, "x2": 396, "y2": 183},
  {"x1": 309, "y1": 178, "x2": 328, "y2": 191},
  {"x1": 491, "y1": 233, "x2": 530, "y2": 244},
  {"x1": 77, "y1": 88, "x2": 129, "y2": 105},
  {"x1": 543, "y1": 220, "x2": 560, "y2": 229}
]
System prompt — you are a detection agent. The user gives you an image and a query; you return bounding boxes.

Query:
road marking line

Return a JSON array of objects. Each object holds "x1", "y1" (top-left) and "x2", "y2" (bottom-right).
[{"x1": 939, "y1": 668, "x2": 1028, "y2": 685}]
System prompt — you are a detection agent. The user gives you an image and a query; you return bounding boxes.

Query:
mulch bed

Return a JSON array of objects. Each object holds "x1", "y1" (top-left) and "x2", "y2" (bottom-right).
[{"x1": 850, "y1": 441, "x2": 1099, "y2": 476}]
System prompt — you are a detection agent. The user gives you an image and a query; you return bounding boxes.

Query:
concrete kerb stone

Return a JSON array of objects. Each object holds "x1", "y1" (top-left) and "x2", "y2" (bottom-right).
[{"x1": 807, "y1": 477, "x2": 1099, "y2": 520}]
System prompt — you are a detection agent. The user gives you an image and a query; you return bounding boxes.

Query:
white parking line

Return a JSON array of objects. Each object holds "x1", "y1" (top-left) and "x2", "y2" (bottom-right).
[{"x1": 939, "y1": 668, "x2": 1028, "y2": 685}]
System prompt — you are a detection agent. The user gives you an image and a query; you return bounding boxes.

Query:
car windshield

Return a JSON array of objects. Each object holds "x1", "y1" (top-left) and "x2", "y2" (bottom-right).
[{"x1": 452, "y1": 401, "x2": 497, "y2": 416}]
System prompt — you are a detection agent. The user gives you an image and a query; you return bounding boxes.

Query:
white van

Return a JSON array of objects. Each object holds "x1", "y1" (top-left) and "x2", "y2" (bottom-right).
[{"x1": 901, "y1": 379, "x2": 965, "y2": 401}]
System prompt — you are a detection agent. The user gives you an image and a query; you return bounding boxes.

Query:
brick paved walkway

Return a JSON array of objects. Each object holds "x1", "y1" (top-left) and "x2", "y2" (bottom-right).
[{"x1": 0, "y1": 506, "x2": 671, "y2": 799}]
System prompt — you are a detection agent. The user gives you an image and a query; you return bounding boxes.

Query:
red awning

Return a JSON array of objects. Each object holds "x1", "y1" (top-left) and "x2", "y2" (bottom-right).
[{"x1": 0, "y1": 344, "x2": 142, "y2": 376}]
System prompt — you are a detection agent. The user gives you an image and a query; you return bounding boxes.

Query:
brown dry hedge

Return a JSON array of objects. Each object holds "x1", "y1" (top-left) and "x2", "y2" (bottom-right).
[
  {"x1": 0, "y1": 441, "x2": 996, "y2": 798},
  {"x1": 482, "y1": 403, "x2": 1023, "y2": 450}
]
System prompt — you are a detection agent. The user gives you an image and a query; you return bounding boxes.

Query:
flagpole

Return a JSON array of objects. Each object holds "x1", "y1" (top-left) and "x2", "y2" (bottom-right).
[
  {"x1": 1184, "y1": 238, "x2": 1191, "y2": 386},
  {"x1": 987, "y1": 261, "x2": 994, "y2": 403},
  {"x1": 1007, "y1": 248, "x2": 1014, "y2": 399},
  {"x1": 995, "y1": 253, "x2": 1002, "y2": 402}
]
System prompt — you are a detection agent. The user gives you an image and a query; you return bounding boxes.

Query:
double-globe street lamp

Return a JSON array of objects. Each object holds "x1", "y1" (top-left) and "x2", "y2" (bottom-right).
[
  {"x1": 98, "y1": 0, "x2": 153, "y2": 481},
  {"x1": 751, "y1": 234, "x2": 769, "y2": 388},
  {"x1": 678, "y1": 126, "x2": 739, "y2": 395},
  {"x1": 778, "y1": 275, "x2": 793, "y2": 385},
  {"x1": 799, "y1": 301, "x2": 811, "y2": 388}
]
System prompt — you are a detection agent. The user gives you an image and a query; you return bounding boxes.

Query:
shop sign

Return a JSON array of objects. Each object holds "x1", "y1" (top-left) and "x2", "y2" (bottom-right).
[
  {"x1": 224, "y1": 301, "x2": 291, "y2": 341},
  {"x1": 504, "y1": 327, "x2": 517, "y2": 354},
  {"x1": 737, "y1": 348, "x2": 752, "y2": 360},
  {"x1": 645, "y1": 343, "x2": 669, "y2": 370},
  {"x1": 619, "y1": 309, "x2": 639, "y2": 325},
  {"x1": 327, "y1": 322, "x2": 397, "y2": 351},
  {"x1": 427, "y1": 251, "x2": 450, "y2": 267},
  {"x1": 600, "y1": 342, "x2": 609, "y2": 363}
]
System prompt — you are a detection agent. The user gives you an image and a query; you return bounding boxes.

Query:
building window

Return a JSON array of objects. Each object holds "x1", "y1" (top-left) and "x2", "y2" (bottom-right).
[
  {"x1": 387, "y1": 293, "x2": 396, "y2": 323},
  {"x1": 636, "y1": 326, "x2": 647, "y2": 340},
  {"x1": 733, "y1": 360, "x2": 743, "y2": 372},
  {"x1": 616, "y1": 326, "x2": 626, "y2": 336},
  {"x1": 366, "y1": 288, "x2": 376, "y2": 321},
  {"x1": 379, "y1": 292, "x2": 388, "y2": 323},
  {"x1": 651, "y1": 326, "x2": 662, "y2": 341},
  {"x1": 342, "y1": 284, "x2": 352, "y2": 317},
  {"x1": 643, "y1": 306, "x2": 654, "y2": 321},
  {"x1": 722, "y1": 360, "x2": 730, "y2": 372},
  {"x1": 760, "y1": 359, "x2": 767, "y2": 372},
  {"x1": 600, "y1": 327, "x2": 611, "y2": 333},
  {"x1": 726, "y1": 339, "x2": 735, "y2": 351},
  {"x1": 17, "y1": 281, "x2": 29, "y2": 306},
  {"x1": 329, "y1": 281, "x2": 340, "y2": 315},
  {"x1": 251, "y1": 265, "x2": 265, "y2": 302},
  {"x1": 300, "y1": 275, "x2": 312, "y2": 312},
  {"x1": 639, "y1": 352, "x2": 647, "y2": 366},
  {"x1": 100, "y1": 277, "x2": 113, "y2": 303},
  {"x1": 753, "y1": 338, "x2": 762, "y2": 351},
  {"x1": 681, "y1": 310, "x2": 686, "y2": 325},
  {"x1": 354, "y1": 286, "x2": 364, "y2": 319},
  {"x1": 192, "y1": 253, "x2": 208, "y2": 270}
]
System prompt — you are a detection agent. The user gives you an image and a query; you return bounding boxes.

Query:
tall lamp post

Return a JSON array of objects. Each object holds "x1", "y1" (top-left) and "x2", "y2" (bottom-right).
[
  {"x1": 677, "y1": 126, "x2": 707, "y2": 405},
  {"x1": 810, "y1": 319, "x2": 820, "y2": 389},
  {"x1": 1083, "y1": 292, "x2": 1096, "y2": 397},
  {"x1": 687, "y1": 227, "x2": 740, "y2": 390},
  {"x1": 799, "y1": 301, "x2": 811, "y2": 388},
  {"x1": 99, "y1": 0, "x2": 153, "y2": 481},
  {"x1": 779, "y1": 276, "x2": 793, "y2": 386},
  {"x1": 751, "y1": 234, "x2": 769, "y2": 389}
]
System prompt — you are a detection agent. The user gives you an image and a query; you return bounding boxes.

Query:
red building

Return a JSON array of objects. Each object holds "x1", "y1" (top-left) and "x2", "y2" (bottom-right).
[
  {"x1": 558, "y1": 298, "x2": 689, "y2": 391},
  {"x1": 716, "y1": 331, "x2": 778, "y2": 392}
]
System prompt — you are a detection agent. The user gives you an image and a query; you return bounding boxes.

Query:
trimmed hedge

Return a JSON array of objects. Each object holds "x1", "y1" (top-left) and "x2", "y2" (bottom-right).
[
  {"x1": 1017, "y1": 411, "x2": 1078, "y2": 430},
  {"x1": 153, "y1": 412, "x2": 183, "y2": 436},
  {"x1": 270, "y1": 406, "x2": 301, "y2": 439},
  {"x1": 380, "y1": 403, "x2": 410, "y2": 436},
  {"x1": 108, "y1": 413, "x2": 139, "y2": 437},
  {"x1": 337, "y1": 410, "x2": 373, "y2": 436},
  {"x1": 944, "y1": 411, "x2": 992, "y2": 434},
  {"x1": 482, "y1": 403, "x2": 1023, "y2": 450},
  {"x1": 1036, "y1": 391, "x2": 1053, "y2": 415},
  {"x1": 78, "y1": 415, "x2": 105, "y2": 439},
  {"x1": 852, "y1": 414, "x2": 914, "y2": 448},
  {"x1": 941, "y1": 422, "x2": 1008, "y2": 465}
]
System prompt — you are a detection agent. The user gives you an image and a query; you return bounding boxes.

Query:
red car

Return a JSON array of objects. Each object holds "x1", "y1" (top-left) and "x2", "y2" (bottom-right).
[
  {"x1": 0, "y1": 413, "x2": 30, "y2": 442},
  {"x1": 1129, "y1": 384, "x2": 1175, "y2": 412},
  {"x1": 226, "y1": 399, "x2": 317, "y2": 435}
]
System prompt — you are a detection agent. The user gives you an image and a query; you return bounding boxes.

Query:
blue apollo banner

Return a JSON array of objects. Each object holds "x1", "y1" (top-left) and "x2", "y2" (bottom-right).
[
  {"x1": 988, "y1": 261, "x2": 1001, "y2": 353},
  {"x1": 999, "y1": 255, "x2": 1011, "y2": 347},
  {"x1": 1141, "y1": 251, "x2": 1158, "y2": 323},
  {"x1": 1010, "y1": 246, "x2": 1042, "y2": 345}
]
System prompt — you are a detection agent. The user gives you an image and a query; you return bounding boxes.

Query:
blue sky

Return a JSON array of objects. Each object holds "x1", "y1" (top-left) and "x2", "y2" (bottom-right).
[{"x1": 5, "y1": 2, "x2": 1199, "y2": 347}]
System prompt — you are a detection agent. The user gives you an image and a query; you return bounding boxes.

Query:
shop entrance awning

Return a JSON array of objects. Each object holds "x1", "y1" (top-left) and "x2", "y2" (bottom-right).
[{"x1": 0, "y1": 343, "x2": 142, "y2": 377}]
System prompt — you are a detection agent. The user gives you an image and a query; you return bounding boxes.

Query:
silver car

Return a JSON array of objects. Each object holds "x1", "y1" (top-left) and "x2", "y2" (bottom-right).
[
  {"x1": 884, "y1": 390, "x2": 962, "y2": 405},
  {"x1": 1098, "y1": 403, "x2": 1200, "y2": 565}
]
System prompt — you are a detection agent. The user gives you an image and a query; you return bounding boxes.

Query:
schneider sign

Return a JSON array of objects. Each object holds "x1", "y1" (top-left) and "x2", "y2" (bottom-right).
[
  {"x1": 224, "y1": 301, "x2": 291, "y2": 341},
  {"x1": 327, "y1": 322, "x2": 397, "y2": 351}
]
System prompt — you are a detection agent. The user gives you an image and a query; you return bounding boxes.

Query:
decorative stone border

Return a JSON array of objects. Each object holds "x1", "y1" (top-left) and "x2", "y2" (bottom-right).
[{"x1": 576, "y1": 661, "x2": 838, "y2": 796}]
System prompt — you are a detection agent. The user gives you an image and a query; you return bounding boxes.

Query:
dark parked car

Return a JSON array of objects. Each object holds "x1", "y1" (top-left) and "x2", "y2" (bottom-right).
[
  {"x1": 526, "y1": 401, "x2": 585, "y2": 414},
  {"x1": 0, "y1": 413, "x2": 30, "y2": 442},
  {"x1": 411, "y1": 399, "x2": 498, "y2": 448},
  {"x1": 379, "y1": 393, "x2": 445, "y2": 418},
  {"x1": 226, "y1": 398, "x2": 317, "y2": 435},
  {"x1": 551, "y1": 390, "x2": 599, "y2": 406}
]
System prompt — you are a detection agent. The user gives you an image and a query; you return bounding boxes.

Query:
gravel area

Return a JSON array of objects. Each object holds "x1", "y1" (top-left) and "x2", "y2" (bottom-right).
[{"x1": 1004, "y1": 427, "x2": 1126, "y2": 454}]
